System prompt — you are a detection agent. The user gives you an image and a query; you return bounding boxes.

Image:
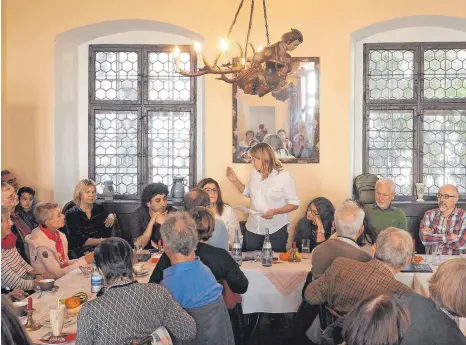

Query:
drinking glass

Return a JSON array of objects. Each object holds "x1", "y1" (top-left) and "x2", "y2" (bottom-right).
[
  {"x1": 253, "y1": 250, "x2": 262, "y2": 263},
  {"x1": 432, "y1": 245, "x2": 442, "y2": 266},
  {"x1": 302, "y1": 239, "x2": 311, "y2": 259},
  {"x1": 49, "y1": 305, "x2": 66, "y2": 337},
  {"x1": 134, "y1": 239, "x2": 142, "y2": 253}
]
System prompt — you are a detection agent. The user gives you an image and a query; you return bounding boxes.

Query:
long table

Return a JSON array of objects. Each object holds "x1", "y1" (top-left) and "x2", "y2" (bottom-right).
[{"x1": 24, "y1": 255, "x2": 465, "y2": 343}]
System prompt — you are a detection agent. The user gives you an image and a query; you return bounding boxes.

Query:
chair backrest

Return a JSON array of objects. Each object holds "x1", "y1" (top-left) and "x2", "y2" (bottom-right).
[
  {"x1": 221, "y1": 281, "x2": 242, "y2": 309},
  {"x1": 62, "y1": 200, "x2": 76, "y2": 215}
]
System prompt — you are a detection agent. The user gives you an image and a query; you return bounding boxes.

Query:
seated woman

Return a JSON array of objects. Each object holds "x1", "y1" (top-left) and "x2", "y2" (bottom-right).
[
  {"x1": 263, "y1": 133, "x2": 293, "y2": 158},
  {"x1": 293, "y1": 197, "x2": 335, "y2": 252},
  {"x1": 149, "y1": 207, "x2": 248, "y2": 295},
  {"x1": 65, "y1": 179, "x2": 115, "y2": 256},
  {"x1": 76, "y1": 237, "x2": 196, "y2": 345},
  {"x1": 14, "y1": 187, "x2": 38, "y2": 233},
  {"x1": 198, "y1": 178, "x2": 241, "y2": 248},
  {"x1": 25, "y1": 203, "x2": 93, "y2": 279},
  {"x1": 238, "y1": 130, "x2": 255, "y2": 152},
  {"x1": 342, "y1": 294, "x2": 410, "y2": 345},
  {"x1": 1, "y1": 206, "x2": 52, "y2": 294}
]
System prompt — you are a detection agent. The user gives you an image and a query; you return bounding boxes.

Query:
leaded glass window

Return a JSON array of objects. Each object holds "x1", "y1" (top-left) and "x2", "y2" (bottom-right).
[
  {"x1": 89, "y1": 45, "x2": 197, "y2": 199},
  {"x1": 364, "y1": 43, "x2": 466, "y2": 199}
]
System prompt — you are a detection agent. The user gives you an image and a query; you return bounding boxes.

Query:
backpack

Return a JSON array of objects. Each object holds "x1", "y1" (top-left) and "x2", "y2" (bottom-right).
[{"x1": 353, "y1": 173, "x2": 379, "y2": 204}]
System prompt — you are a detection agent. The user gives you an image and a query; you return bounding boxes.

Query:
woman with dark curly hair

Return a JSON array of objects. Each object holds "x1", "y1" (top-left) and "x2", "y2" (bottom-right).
[{"x1": 293, "y1": 197, "x2": 335, "y2": 252}]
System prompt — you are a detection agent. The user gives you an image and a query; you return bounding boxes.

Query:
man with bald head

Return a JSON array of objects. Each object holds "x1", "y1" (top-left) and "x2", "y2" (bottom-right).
[{"x1": 420, "y1": 184, "x2": 465, "y2": 255}]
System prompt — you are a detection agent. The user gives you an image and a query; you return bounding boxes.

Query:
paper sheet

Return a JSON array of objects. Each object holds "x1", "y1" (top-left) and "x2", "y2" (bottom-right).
[{"x1": 233, "y1": 206, "x2": 263, "y2": 216}]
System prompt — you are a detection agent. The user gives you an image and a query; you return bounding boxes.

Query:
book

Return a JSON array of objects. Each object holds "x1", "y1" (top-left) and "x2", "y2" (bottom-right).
[{"x1": 401, "y1": 263, "x2": 433, "y2": 273}]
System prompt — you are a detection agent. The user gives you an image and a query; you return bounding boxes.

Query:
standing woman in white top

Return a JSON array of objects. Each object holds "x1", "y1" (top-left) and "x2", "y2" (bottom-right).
[
  {"x1": 226, "y1": 143, "x2": 300, "y2": 252},
  {"x1": 197, "y1": 177, "x2": 242, "y2": 248}
]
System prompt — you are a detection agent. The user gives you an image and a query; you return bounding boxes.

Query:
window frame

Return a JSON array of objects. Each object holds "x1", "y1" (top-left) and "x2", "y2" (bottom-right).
[
  {"x1": 88, "y1": 44, "x2": 197, "y2": 200},
  {"x1": 363, "y1": 42, "x2": 466, "y2": 200}
]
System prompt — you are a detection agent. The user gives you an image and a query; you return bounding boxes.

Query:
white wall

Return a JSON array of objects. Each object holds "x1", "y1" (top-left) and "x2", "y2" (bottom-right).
[
  {"x1": 54, "y1": 22, "x2": 205, "y2": 205},
  {"x1": 350, "y1": 24, "x2": 466, "y2": 196}
]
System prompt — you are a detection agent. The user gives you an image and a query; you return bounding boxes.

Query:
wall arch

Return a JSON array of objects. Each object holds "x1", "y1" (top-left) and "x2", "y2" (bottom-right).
[
  {"x1": 349, "y1": 15, "x2": 466, "y2": 195},
  {"x1": 54, "y1": 20, "x2": 205, "y2": 205}
]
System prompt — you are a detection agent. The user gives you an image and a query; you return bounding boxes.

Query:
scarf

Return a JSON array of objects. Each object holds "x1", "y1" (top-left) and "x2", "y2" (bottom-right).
[
  {"x1": 10, "y1": 212, "x2": 32, "y2": 239},
  {"x1": 40, "y1": 226, "x2": 68, "y2": 268},
  {"x1": 1, "y1": 232, "x2": 17, "y2": 249}
]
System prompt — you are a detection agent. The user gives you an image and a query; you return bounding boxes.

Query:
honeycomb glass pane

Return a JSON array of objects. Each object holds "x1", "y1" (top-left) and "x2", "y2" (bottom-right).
[
  {"x1": 367, "y1": 110, "x2": 414, "y2": 196},
  {"x1": 424, "y1": 49, "x2": 466, "y2": 99},
  {"x1": 94, "y1": 110, "x2": 138, "y2": 195},
  {"x1": 423, "y1": 110, "x2": 466, "y2": 195},
  {"x1": 148, "y1": 52, "x2": 191, "y2": 101},
  {"x1": 94, "y1": 51, "x2": 139, "y2": 100},
  {"x1": 368, "y1": 50, "x2": 414, "y2": 100},
  {"x1": 148, "y1": 111, "x2": 191, "y2": 192}
]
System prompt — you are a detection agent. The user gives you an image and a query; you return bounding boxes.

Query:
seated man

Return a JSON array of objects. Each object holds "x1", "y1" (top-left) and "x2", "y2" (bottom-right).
[
  {"x1": 159, "y1": 212, "x2": 234, "y2": 345},
  {"x1": 25, "y1": 203, "x2": 93, "y2": 278},
  {"x1": 305, "y1": 227, "x2": 412, "y2": 315},
  {"x1": 365, "y1": 178, "x2": 408, "y2": 234},
  {"x1": 420, "y1": 184, "x2": 465, "y2": 255},
  {"x1": 312, "y1": 200, "x2": 372, "y2": 279},
  {"x1": 160, "y1": 212, "x2": 223, "y2": 308},
  {"x1": 184, "y1": 188, "x2": 228, "y2": 251},
  {"x1": 1, "y1": 170, "x2": 19, "y2": 191},
  {"x1": 130, "y1": 183, "x2": 177, "y2": 250}
]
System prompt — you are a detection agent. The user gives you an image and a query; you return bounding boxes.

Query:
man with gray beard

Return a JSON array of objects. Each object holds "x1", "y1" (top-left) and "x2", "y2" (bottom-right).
[{"x1": 420, "y1": 184, "x2": 466, "y2": 255}]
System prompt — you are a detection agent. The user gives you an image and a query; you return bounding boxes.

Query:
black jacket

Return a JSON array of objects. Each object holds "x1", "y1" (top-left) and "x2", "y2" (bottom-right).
[
  {"x1": 149, "y1": 242, "x2": 249, "y2": 295},
  {"x1": 398, "y1": 292, "x2": 466, "y2": 345},
  {"x1": 65, "y1": 204, "x2": 111, "y2": 255}
]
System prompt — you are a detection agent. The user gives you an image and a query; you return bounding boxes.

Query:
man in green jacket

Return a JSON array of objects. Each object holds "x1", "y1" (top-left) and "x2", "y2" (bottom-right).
[{"x1": 365, "y1": 178, "x2": 408, "y2": 234}]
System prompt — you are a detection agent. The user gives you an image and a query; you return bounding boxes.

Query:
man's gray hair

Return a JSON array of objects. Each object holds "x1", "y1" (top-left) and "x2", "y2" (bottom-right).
[
  {"x1": 376, "y1": 178, "x2": 396, "y2": 194},
  {"x1": 160, "y1": 211, "x2": 198, "y2": 256},
  {"x1": 375, "y1": 227, "x2": 413, "y2": 269},
  {"x1": 334, "y1": 200, "x2": 365, "y2": 238}
]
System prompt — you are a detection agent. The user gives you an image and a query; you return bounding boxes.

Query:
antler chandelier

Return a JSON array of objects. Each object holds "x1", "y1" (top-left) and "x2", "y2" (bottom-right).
[{"x1": 173, "y1": 0, "x2": 303, "y2": 100}]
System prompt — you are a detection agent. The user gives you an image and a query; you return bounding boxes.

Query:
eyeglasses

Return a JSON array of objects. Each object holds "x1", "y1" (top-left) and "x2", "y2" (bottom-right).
[
  {"x1": 437, "y1": 193, "x2": 459, "y2": 200},
  {"x1": 204, "y1": 188, "x2": 218, "y2": 194},
  {"x1": 307, "y1": 208, "x2": 319, "y2": 216}
]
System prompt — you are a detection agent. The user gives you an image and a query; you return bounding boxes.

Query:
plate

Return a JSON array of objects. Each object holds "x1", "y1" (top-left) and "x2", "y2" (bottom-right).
[
  {"x1": 41, "y1": 316, "x2": 77, "y2": 328},
  {"x1": 135, "y1": 269, "x2": 150, "y2": 277},
  {"x1": 39, "y1": 332, "x2": 76, "y2": 344}
]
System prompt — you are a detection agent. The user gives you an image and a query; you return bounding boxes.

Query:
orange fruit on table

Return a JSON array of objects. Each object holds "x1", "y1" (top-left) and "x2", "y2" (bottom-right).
[
  {"x1": 65, "y1": 297, "x2": 81, "y2": 309},
  {"x1": 279, "y1": 253, "x2": 290, "y2": 261}
]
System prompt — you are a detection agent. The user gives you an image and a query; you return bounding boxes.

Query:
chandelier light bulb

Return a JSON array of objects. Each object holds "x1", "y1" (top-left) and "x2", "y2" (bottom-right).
[
  {"x1": 219, "y1": 38, "x2": 229, "y2": 52},
  {"x1": 194, "y1": 42, "x2": 202, "y2": 54},
  {"x1": 257, "y1": 45, "x2": 264, "y2": 52},
  {"x1": 173, "y1": 46, "x2": 181, "y2": 72}
]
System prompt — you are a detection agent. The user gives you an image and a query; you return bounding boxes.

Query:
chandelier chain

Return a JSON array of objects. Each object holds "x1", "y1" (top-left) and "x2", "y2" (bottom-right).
[
  {"x1": 262, "y1": 0, "x2": 270, "y2": 46},
  {"x1": 227, "y1": 0, "x2": 245, "y2": 39},
  {"x1": 244, "y1": 0, "x2": 255, "y2": 59}
]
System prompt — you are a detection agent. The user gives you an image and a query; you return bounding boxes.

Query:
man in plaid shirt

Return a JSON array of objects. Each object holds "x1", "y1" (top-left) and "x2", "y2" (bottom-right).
[{"x1": 420, "y1": 184, "x2": 466, "y2": 255}]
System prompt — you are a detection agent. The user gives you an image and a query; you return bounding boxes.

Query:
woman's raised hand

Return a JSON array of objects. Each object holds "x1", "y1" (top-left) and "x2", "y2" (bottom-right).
[{"x1": 226, "y1": 167, "x2": 238, "y2": 182}]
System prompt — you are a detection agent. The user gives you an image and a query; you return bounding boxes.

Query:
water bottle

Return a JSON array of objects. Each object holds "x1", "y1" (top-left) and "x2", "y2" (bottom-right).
[
  {"x1": 262, "y1": 228, "x2": 273, "y2": 267},
  {"x1": 232, "y1": 228, "x2": 242, "y2": 266},
  {"x1": 91, "y1": 263, "x2": 103, "y2": 293}
]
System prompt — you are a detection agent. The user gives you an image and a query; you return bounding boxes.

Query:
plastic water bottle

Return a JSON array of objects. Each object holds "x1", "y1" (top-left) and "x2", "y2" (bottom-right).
[
  {"x1": 231, "y1": 228, "x2": 242, "y2": 266},
  {"x1": 91, "y1": 263, "x2": 103, "y2": 293},
  {"x1": 262, "y1": 228, "x2": 273, "y2": 267}
]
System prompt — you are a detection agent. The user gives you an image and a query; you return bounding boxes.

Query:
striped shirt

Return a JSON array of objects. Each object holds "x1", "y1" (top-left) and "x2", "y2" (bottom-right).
[
  {"x1": 420, "y1": 207, "x2": 466, "y2": 255},
  {"x1": 1, "y1": 247, "x2": 34, "y2": 290}
]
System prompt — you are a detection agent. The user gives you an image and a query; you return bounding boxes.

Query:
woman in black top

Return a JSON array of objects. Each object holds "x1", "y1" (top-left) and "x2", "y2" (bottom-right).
[
  {"x1": 65, "y1": 179, "x2": 115, "y2": 256},
  {"x1": 293, "y1": 197, "x2": 335, "y2": 252},
  {"x1": 149, "y1": 207, "x2": 248, "y2": 295}
]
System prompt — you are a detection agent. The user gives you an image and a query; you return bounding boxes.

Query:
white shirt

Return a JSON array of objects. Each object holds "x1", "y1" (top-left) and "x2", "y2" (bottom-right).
[
  {"x1": 216, "y1": 204, "x2": 242, "y2": 247},
  {"x1": 243, "y1": 169, "x2": 299, "y2": 235}
]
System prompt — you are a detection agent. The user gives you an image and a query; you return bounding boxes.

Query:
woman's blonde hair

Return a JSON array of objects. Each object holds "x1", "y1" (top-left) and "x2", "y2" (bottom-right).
[
  {"x1": 248, "y1": 142, "x2": 282, "y2": 179},
  {"x1": 73, "y1": 179, "x2": 96, "y2": 205},
  {"x1": 429, "y1": 258, "x2": 466, "y2": 317}
]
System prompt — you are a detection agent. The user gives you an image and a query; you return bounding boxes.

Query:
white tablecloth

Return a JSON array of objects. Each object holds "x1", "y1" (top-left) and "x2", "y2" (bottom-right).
[
  {"x1": 240, "y1": 258, "x2": 311, "y2": 314},
  {"x1": 25, "y1": 261, "x2": 156, "y2": 344},
  {"x1": 396, "y1": 255, "x2": 466, "y2": 336}
]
